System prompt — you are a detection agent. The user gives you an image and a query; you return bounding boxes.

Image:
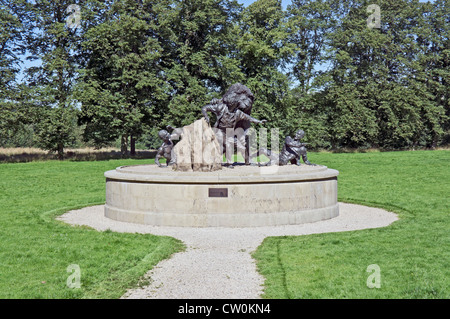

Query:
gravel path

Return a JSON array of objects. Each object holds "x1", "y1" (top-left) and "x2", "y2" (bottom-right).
[{"x1": 57, "y1": 203, "x2": 398, "y2": 299}]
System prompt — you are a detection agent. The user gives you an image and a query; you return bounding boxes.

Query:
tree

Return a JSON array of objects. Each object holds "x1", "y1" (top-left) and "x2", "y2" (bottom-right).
[
  {"x1": 0, "y1": 0, "x2": 31, "y2": 146},
  {"x1": 284, "y1": 0, "x2": 338, "y2": 149},
  {"x1": 0, "y1": 0, "x2": 25, "y2": 94},
  {"x1": 76, "y1": 0, "x2": 169, "y2": 155},
  {"x1": 2, "y1": 0, "x2": 447, "y2": 153},
  {"x1": 235, "y1": 0, "x2": 293, "y2": 138},
  {"x1": 158, "y1": 0, "x2": 244, "y2": 128},
  {"x1": 414, "y1": 0, "x2": 449, "y2": 147},
  {"x1": 286, "y1": 0, "x2": 335, "y2": 94},
  {"x1": 317, "y1": 0, "x2": 447, "y2": 149},
  {"x1": 23, "y1": 0, "x2": 82, "y2": 158}
]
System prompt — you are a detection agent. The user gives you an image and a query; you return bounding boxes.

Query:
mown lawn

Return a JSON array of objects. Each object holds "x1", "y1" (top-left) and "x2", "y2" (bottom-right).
[
  {"x1": 0, "y1": 159, "x2": 184, "y2": 298},
  {"x1": 0, "y1": 151, "x2": 448, "y2": 299},
  {"x1": 253, "y1": 150, "x2": 449, "y2": 298}
]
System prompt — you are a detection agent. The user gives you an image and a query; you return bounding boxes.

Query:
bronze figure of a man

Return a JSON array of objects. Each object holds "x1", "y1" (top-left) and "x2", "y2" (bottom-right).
[{"x1": 201, "y1": 83, "x2": 266, "y2": 165}]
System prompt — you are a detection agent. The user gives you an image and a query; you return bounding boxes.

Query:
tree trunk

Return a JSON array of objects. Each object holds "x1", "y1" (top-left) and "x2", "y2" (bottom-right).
[
  {"x1": 121, "y1": 134, "x2": 129, "y2": 157},
  {"x1": 130, "y1": 135, "x2": 136, "y2": 156},
  {"x1": 57, "y1": 143, "x2": 64, "y2": 160}
]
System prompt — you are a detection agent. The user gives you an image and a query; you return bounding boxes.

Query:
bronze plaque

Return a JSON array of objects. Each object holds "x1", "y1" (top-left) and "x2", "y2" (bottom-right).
[{"x1": 208, "y1": 188, "x2": 228, "y2": 198}]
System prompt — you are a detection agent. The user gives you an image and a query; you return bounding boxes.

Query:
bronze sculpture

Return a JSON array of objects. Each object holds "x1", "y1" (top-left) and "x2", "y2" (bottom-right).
[
  {"x1": 155, "y1": 125, "x2": 182, "y2": 167},
  {"x1": 155, "y1": 84, "x2": 317, "y2": 169},
  {"x1": 201, "y1": 83, "x2": 266, "y2": 166},
  {"x1": 251, "y1": 129, "x2": 316, "y2": 166}
]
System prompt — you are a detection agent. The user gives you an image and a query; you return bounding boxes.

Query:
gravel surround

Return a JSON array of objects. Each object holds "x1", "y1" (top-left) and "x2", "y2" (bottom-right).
[{"x1": 58, "y1": 203, "x2": 398, "y2": 299}]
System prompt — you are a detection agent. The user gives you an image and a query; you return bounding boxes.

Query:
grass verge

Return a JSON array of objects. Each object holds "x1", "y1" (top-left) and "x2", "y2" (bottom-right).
[
  {"x1": 253, "y1": 150, "x2": 449, "y2": 298},
  {"x1": 1, "y1": 151, "x2": 448, "y2": 298},
  {"x1": 0, "y1": 159, "x2": 184, "y2": 298}
]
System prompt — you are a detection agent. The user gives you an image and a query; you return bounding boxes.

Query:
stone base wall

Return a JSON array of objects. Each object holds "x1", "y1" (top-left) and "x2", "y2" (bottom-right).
[{"x1": 104, "y1": 165, "x2": 339, "y2": 227}]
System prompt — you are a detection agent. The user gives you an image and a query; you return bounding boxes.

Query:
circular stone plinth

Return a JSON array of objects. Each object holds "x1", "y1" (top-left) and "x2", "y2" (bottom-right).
[{"x1": 104, "y1": 164, "x2": 339, "y2": 227}]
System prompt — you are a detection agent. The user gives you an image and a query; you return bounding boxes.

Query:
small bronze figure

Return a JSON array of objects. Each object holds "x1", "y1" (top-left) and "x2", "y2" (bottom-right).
[
  {"x1": 155, "y1": 125, "x2": 183, "y2": 167},
  {"x1": 251, "y1": 129, "x2": 316, "y2": 166}
]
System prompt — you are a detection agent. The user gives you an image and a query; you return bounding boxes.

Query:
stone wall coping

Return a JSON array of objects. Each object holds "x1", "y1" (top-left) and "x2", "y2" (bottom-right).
[{"x1": 104, "y1": 164, "x2": 339, "y2": 184}]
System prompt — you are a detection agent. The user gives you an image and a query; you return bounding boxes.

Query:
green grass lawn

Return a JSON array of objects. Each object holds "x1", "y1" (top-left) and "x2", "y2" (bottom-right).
[
  {"x1": 0, "y1": 159, "x2": 184, "y2": 298},
  {"x1": 0, "y1": 151, "x2": 448, "y2": 298},
  {"x1": 253, "y1": 150, "x2": 450, "y2": 298}
]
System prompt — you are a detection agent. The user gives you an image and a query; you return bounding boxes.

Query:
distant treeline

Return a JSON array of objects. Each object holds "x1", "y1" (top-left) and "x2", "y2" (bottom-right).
[{"x1": 1, "y1": 0, "x2": 448, "y2": 158}]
